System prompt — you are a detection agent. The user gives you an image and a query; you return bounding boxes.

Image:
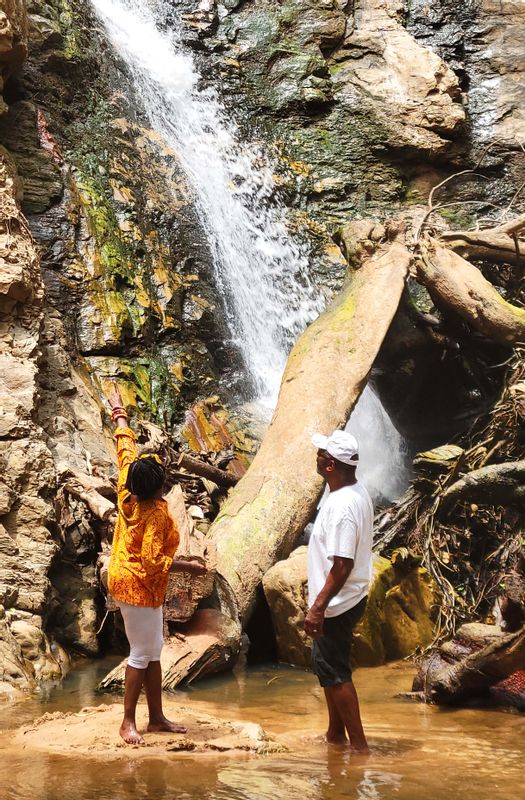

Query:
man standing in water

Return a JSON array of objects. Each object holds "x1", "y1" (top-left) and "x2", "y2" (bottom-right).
[{"x1": 305, "y1": 430, "x2": 373, "y2": 754}]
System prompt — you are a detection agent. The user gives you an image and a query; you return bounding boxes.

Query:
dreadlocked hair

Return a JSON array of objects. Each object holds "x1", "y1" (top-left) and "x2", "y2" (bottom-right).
[{"x1": 125, "y1": 456, "x2": 165, "y2": 500}]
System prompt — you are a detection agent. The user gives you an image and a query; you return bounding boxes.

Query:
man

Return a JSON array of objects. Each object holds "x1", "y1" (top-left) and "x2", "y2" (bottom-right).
[{"x1": 305, "y1": 429, "x2": 374, "y2": 754}]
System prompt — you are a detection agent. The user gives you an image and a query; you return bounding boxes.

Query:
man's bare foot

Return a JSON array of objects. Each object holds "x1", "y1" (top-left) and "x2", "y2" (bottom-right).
[
  {"x1": 326, "y1": 736, "x2": 348, "y2": 745},
  {"x1": 119, "y1": 720, "x2": 145, "y2": 745},
  {"x1": 147, "y1": 716, "x2": 187, "y2": 734},
  {"x1": 349, "y1": 743, "x2": 370, "y2": 755}
]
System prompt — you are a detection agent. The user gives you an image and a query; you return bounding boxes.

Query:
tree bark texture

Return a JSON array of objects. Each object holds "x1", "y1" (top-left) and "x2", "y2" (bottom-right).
[
  {"x1": 418, "y1": 626, "x2": 525, "y2": 705},
  {"x1": 417, "y1": 238, "x2": 525, "y2": 345},
  {"x1": 209, "y1": 239, "x2": 411, "y2": 624}
]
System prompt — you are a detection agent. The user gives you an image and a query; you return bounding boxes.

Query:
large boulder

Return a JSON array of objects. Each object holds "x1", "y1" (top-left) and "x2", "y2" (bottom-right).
[
  {"x1": 262, "y1": 546, "x2": 435, "y2": 668},
  {"x1": 0, "y1": 1, "x2": 28, "y2": 115}
]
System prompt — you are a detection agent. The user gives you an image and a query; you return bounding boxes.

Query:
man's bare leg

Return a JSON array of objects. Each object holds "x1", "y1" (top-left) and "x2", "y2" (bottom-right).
[
  {"x1": 120, "y1": 664, "x2": 146, "y2": 745},
  {"x1": 327, "y1": 682, "x2": 369, "y2": 753},
  {"x1": 323, "y1": 687, "x2": 348, "y2": 744},
  {"x1": 144, "y1": 660, "x2": 187, "y2": 734}
]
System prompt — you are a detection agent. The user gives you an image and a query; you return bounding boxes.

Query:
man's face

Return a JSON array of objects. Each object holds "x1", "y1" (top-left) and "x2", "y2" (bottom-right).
[{"x1": 316, "y1": 448, "x2": 334, "y2": 477}]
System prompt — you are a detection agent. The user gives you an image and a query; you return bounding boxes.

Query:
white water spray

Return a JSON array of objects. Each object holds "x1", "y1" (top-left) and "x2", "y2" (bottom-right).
[
  {"x1": 346, "y1": 385, "x2": 409, "y2": 502},
  {"x1": 90, "y1": 0, "x2": 323, "y2": 404},
  {"x1": 89, "y1": 0, "x2": 409, "y2": 498}
]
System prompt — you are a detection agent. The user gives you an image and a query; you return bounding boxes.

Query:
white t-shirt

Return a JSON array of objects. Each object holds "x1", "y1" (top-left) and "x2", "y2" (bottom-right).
[{"x1": 307, "y1": 482, "x2": 374, "y2": 618}]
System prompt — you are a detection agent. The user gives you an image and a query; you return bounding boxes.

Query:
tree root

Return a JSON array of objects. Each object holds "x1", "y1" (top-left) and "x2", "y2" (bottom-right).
[{"x1": 438, "y1": 460, "x2": 525, "y2": 516}]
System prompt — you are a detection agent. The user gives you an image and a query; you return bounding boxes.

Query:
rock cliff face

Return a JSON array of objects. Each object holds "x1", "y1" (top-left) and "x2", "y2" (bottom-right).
[
  {"x1": 1, "y1": 0, "x2": 525, "y2": 692},
  {"x1": 0, "y1": 0, "x2": 248, "y2": 691}
]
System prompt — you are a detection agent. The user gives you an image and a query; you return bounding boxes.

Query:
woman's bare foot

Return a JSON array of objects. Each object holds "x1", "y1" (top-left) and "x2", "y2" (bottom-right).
[
  {"x1": 119, "y1": 720, "x2": 145, "y2": 745},
  {"x1": 147, "y1": 716, "x2": 187, "y2": 734}
]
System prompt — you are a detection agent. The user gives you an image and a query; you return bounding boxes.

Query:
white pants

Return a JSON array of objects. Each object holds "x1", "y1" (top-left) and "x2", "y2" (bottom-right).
[{"x1": 118, "y1": 602, "x2": 164, "y2": 669}]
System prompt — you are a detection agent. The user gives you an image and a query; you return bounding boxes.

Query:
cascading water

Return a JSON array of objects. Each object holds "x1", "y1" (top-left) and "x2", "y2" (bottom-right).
[
  {"x1": 89, "y1": 0, "x2": 409, "y2": 499},
  {"x1": 90, "y1": 0, "x2": 323, "y2": 405},
  {"x1": 346, "y1": 386, "x2": 409, "y2": 502}
]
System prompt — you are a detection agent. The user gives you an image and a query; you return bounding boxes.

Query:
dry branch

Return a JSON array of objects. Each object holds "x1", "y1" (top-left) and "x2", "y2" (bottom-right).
[
  {"x1": 177, "y1": 452, "x2": 238, "y2": 488},
  {"x1": 440, "y1": 229, "x2": 524, "y2": 265},
  {"x1": 62, "y1": 473, "x2": 115, "y2": 521}
]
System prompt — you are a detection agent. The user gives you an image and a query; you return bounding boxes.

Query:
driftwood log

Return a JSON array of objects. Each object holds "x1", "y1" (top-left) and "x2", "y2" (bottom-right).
[
  {"x1": 438, "y1": 460, "x2": 525, "y2": 516},
  {"x1": 209, "y1": 234, "x2": 411, "y2": 624},
  {"x1": 98, "y1": 608, "x2": 241, "y2": 691},
  {"x1": 61, "y1": 471, "x2": 116, "y2": 522},
  {"x1": 412, "y1": 625, "x2": 525, "y2": 706},
  {"x1": 176, "y1": 453, "x2": 238, "y2": 488}
]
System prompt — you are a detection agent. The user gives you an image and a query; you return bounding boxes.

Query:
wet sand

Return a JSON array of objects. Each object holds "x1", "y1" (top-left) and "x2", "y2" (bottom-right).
[{"x1": 9, "y1": 702, "x2": 280, "y2": 760}]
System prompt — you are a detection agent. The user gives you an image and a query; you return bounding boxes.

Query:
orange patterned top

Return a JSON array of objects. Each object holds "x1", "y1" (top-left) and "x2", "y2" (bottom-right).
[{"x1": 108, "y1": 427, "x2": 179, "y2": 608}]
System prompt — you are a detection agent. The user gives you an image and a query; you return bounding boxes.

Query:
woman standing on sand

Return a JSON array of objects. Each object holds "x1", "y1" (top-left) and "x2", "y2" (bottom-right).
[{"x1": 107, "y1": 383, "x2": 205, "y2": 745}]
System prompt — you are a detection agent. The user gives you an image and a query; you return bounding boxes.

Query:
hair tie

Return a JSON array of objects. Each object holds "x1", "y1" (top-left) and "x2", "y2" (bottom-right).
[{"x1": 139, "y1": 453, "x2": 164, "y2": 466}]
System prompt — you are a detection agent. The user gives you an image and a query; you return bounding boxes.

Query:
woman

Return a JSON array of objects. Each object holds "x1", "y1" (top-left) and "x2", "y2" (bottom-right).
[{"x1": 107, "y1": 383, "x2": 205, "y2": 745}]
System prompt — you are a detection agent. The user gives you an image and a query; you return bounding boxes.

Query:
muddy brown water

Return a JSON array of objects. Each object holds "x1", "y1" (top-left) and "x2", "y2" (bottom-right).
[{"x1": 0, "y1": 658, "x2": 523, "y2": 800}]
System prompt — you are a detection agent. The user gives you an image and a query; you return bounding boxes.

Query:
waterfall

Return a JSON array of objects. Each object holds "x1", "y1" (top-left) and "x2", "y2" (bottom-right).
[
  {"x1": 346, "y1": 386, "x2": 409, "y2": 503},
  {"x1": 89, "y1": 0, "x2": 323, "y2": 405},
  {"x1": 89, "y1": 0, "x2": 409, "y2": 498}
]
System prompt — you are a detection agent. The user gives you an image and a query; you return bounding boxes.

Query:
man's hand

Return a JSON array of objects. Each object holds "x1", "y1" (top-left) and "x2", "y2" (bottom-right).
[{"x1": 304, "y1": 606, "x2": 325, "y2": 639}]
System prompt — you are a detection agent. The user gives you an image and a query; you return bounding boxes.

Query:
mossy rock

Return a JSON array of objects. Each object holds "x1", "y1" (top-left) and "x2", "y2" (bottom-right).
[
  {"x1": 263, "y1": 548, "x2": 436, "y2": 668},
  {"x1": 353, "y1": 554, "x2": 436, "y2": 666}
]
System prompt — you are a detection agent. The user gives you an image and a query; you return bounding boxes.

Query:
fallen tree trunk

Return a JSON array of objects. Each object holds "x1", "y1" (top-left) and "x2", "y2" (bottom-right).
[
  {"x1": 438, "y1": 460, "x2": 525, "y2": 516},
  {"x1": 416, "y1": 625, "x2": 525, "y2": 705},
  {"x1": 209, "y1": 236, "x2": 411, "y2": 624},
  {"x1": 416, "y1": 237, "x2": 525, "y2": 345},
  {"x1": 97, "y1": 609, "x2": 241, "y2": 692}
]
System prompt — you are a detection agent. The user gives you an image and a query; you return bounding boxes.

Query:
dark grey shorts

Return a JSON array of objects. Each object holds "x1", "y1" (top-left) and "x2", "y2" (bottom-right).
[{"x1": 311, "y1": 596, "x2": 367, "y2": 688}]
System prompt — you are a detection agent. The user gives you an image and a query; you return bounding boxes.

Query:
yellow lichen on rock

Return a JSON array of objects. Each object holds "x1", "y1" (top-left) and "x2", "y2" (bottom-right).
[{"x1": 263, "y1": 548, "x2": 436, "y2": 668}]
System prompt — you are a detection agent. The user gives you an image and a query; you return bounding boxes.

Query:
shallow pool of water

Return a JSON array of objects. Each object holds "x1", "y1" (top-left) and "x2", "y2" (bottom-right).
[{"x1": 0, "y1": 659, "x2": 523, "y2": 800}]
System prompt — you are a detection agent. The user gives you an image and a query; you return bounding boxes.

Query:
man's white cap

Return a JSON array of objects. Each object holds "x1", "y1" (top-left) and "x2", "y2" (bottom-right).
[{"x1": 311, "y1": 430, "x2": 359, "y2": 466}]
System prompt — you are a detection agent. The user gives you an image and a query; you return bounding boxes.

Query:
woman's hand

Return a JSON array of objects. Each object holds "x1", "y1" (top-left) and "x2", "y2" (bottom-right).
[
  {"x1": 171, "y1": 558, "x2": 207, "y2": 576},
  {"x1": 107, "y1": 381, "x2": 124, "y2": 410}
]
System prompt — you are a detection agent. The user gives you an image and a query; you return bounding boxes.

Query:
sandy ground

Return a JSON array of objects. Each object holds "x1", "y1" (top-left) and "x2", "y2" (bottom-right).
[{"x1": 6, "y1": 702, "x2": 283, "y2": 760}]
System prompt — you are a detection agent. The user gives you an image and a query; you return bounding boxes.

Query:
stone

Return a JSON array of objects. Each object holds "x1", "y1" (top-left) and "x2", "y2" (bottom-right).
[
  {"x1": 0, "y1": 1, "x2": 28, "y2": 114},
  {"x1": 9, "y1": 619, "x2": 64, "y2": 681},
  {"x1": 332, "y1": 0, "x2": 465, "y2": 154},
  {"x1": 263, "y1": 546, "x2": 436, "y2": 668},
  {"x1": 0, "y1": 101, "x2": 63, "y2": 214},
  {"x1": 262, "y1": 546, "x2": 310, "y2": 666},
  {"x1": 48, "y1": 564, "x2": 100, "y2": 656},
  {"x1": 0, "y1": 608, "x2": 33, "y2": 689},
  {"x1": 0, "y1": 151, "x2": 39, "y2": 302},
  {"x1": 407, "y1": 0, "x2": 525, "y2": 145},
  {"x1": 0, "y1": 352, "x2": 37, "y2": 437}
]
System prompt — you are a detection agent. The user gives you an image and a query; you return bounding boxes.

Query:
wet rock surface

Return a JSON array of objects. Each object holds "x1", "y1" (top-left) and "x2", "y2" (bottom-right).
[
  {"x1": 406, "y1": 0, "x2": 525, "y2": 146},
  {"x1": 263, "y1": 547, "x2": 435, "y2": 668}
]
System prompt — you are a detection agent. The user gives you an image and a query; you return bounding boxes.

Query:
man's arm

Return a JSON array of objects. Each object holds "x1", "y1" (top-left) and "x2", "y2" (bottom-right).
[{"x1": 304, "y1": 556, "x2": 353, "y2": 638}]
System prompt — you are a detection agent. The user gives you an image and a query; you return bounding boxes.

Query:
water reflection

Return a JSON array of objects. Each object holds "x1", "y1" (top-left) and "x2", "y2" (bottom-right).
[{"x1": 0, "y1": 662, "x2": 523, "y2": 800}]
